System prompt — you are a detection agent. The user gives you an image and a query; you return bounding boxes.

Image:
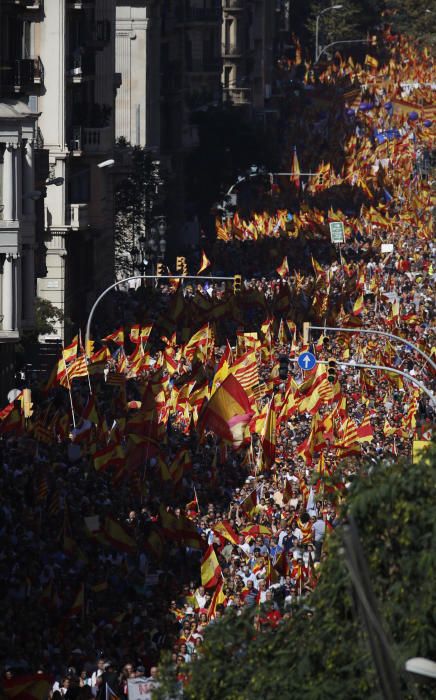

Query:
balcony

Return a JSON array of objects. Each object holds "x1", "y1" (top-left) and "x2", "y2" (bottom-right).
[
  {"x1": 14, "y1": 57, "x2": 43, "y2": 93},
  {"x1": 223, "y1": 86, "x2": 252, "y2": 105},
  {"x1": 15, "y1": 0, "x2": 44, "y2": 11},
  {"x1": 70, "y1": 126, "x2": 113, "y2": 154},
  {"x1": 176, "y1": 7, "x2": 221, "y2": 23},
  {"x1": 67, "y1": 203, "x2": 89, "y2": 230},
  {"x1": 67, "y1": 51, "x2": 95, "y2": 82},
  {"x1": 68, "y1": 0, "x2": 95, "y2": 8},
  {"x1": 222, "y1": 43, "x2": 244, "y2": 58}
]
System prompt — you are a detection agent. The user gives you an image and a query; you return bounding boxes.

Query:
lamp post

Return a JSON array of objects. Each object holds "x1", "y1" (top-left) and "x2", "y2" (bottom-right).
[{"x1": 315, "y1": 5, "x2": 343, "y2": 62}]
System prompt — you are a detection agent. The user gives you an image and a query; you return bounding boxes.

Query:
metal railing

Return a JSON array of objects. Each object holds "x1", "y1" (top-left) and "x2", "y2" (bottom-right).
[{"x1": 14, "y1": 57, "x2": 43, "y2": 90}]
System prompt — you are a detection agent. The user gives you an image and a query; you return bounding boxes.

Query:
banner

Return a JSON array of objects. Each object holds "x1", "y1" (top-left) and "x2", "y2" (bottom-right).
[{"x1": 127, "y1": 677, "x2": 157, "y2": 700}]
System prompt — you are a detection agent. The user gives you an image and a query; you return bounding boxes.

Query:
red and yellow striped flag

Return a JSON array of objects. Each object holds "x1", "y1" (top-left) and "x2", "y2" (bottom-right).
[
  {"x1": 4, "y1": 675, "x2": 52, "y2": 700},
  {"x1": 276, "y1": 256, "x2": 289, "y2": 278}
]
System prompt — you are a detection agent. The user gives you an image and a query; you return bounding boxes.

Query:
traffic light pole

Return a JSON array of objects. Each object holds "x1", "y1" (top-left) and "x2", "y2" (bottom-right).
[
  {"x1": 288, "y1": 355, "x2": 435, "y2": 405},
  {"x1": 316, "y1": 358, "x2": 435, "y2": 406},
  {"x1": 85, "y1": 274, "x2": 235, "y2": 356},
  {"x1": 309, "y1": 325, "x2": 436, "y2": 372}
]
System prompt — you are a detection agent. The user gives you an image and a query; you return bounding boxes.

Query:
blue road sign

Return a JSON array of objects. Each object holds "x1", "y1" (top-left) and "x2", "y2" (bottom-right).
[{"x1": 297, "y1": 351, "x2": 316, "y2": 371}]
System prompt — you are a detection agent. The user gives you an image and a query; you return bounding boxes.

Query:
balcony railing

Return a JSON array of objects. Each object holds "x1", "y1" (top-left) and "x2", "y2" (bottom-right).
[
  {"x1": 67, "y1": 51, "x2": 95, "y2": 79},
  {"x1": 70, "y1": 126, "x2": 113, "y2": 153},
  {"x1": 176, "y1": 7, "x2": 221, "y2": 23},
  {"x1": 67, "y1": 203, "x2": 89, "y2": 230},
  {"x1": 14, "y1": 0, "x2": 43, "y2": 9},
  {"x1": 223, "y1": 86, "x2": 252, "y2": 105},
  {"x1": 14, "y1": 57, "x2": 43, "y2": 92},
  {"x1": 68, "y1": 0, "x2": 96, "y2": 8}
]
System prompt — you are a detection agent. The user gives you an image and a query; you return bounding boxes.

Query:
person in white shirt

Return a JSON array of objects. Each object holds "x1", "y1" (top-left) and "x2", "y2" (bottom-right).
[{"x1": 91, "y1": 658, "x2": 105, "y2": 687}]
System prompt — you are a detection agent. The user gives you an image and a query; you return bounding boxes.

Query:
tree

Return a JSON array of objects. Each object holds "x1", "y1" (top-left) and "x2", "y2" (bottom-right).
[
  {"x1": 385, "y1": 0, "x2": 436, "y2": 43},
  {"x1": 306, "y1": 1, "x2": 384, "y2": 59},
  {"x1": 158, "y1": 443, "x2": 436, "y2": 699},
  {"x1": 114, "y1": 140, "x2": 164, "y2": 279}
]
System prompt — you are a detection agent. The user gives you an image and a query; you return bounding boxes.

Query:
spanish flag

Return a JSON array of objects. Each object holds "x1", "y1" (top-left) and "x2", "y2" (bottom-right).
[
  {"x1": 68, "y1": 583, "x2": 85, "y2": 617},
  {"x1": 352, "y1": 294, "x2": 364, "y2": 316},
  {"x1": 290, "y1": 146, "x2": 300, "y2": 188},
  {"x1": 198, "y1": 250, "x2": 211, "y2": 274},
  {"x1": 276, "y1": 255, "x2": 289, "y2": 278},
  {"x1": 101, "y1": 328, "x2": 124, "y2": 346},
  {"x1": 364, "y1": 54, "x2": 379, "y2": 69},
  {"x1": 4, "y1": 675, "x2": 52, "y2": 700},
  {"x1": 201, "y1": 544, "x2": 222, "y2": 588},
  {"x1": 208, "y1": 579, "x2": 227, "y2": 619},
  {"x1": 63, "y1": 336, "x2": 78, "y2": 363},
  {"x1": 103, "y1": 516, "x2": 136, "y2": 554},
  {"x1": 93, "y1": 443, "x2": 124, "y2": 472},
  {"x1": 198, "y1": 373, "x2": 254, "y2": 447},
  {"x1": 240, "y1": 489, "x2": 258, "y2": 516},
  {"x1": 259, "y1": 397, "x2": 276, "y2": 469},
  {"x1": 213, "y1": 520, "x2": 239, "y2": 546}
]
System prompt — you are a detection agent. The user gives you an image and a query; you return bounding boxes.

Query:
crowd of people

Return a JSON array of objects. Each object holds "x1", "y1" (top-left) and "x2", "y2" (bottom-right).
[{"x1": 1, "y1": 26, "x2": 434, "y2": 700}]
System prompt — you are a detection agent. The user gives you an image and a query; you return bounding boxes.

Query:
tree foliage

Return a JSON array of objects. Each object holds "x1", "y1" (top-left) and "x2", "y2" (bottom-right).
[
  {"x1": 159, "y1": 444, "x2": 436, "y2": 700},
  {"x1": 114, "y1": 140, "x2": 164, "y2": 278}
]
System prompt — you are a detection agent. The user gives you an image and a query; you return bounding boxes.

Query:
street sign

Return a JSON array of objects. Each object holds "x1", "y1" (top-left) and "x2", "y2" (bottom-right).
[
  {"x1": 329, "y1": 221, "x2": 345, "y2": 244},
  {"x1": 297, "y1": 351, "x2": 316, "y2": 371}
]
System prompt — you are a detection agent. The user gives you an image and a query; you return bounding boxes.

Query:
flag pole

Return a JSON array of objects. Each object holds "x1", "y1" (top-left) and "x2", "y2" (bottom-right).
[{"x1": 62, "y1": 346, "x2": 76, "y2": 429}]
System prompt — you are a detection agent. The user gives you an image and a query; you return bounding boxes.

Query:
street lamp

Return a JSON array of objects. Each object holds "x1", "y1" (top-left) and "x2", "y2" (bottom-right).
[{"x1": 315, "y1": 5, "x2": 343, "y2": 62}]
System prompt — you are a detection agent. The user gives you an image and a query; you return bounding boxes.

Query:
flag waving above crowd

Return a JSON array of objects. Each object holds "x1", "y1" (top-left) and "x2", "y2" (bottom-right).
[{"x1": 0, "y1": 23, "x2": 434, "y2": 700}]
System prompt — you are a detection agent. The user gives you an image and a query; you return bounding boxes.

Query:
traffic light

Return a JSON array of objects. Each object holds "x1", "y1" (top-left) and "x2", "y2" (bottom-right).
[
  {"x1": 327, "y1": 358, "x2": 337, "y2": 383},
  {"x1": 233, "y1": 274, "x2": 242, "y2": 294},
  {"x1": 86, "y1": 339, "x2": 94, "y2": 357},
  {"x1": 156, "y1": 263, "x2": 164, "y2": 276},
  {"x1": 22, "y1": 388, "x2": 33, "y2": 418},
  {"x1": 303, "y1": 322, "x2": 310, "y2": 344},
  {"x1": 176, "y1": 256, "x2": 188, "y2": 275},
  {"x1": 279, "y1": 354, "x2": 289, "y2": 381}
]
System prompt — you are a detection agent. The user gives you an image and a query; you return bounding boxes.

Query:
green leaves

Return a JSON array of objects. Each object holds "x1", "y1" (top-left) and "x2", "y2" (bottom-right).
[{"x1": 171, "y1": 443, "x2": 436, "y2": 700}]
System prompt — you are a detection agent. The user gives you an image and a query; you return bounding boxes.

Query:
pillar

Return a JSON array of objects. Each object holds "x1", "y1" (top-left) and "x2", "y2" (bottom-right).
[
  {"x1": 23, "y1": 247, "x2": 35, "y2": 324},
  {"x1": 3, "y1": 145, "x2": 15, "y2": 221},
  {"x1": 23, "y1": 141, "x2": 34, "y2": 216},
  {"x1": 2, "y1": 255, "x2": 14, "y2": 331}
]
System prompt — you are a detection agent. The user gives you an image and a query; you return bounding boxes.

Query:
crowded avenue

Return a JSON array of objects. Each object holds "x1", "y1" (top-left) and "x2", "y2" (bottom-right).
[{"x1": 1, "y1": 23, "x2": 435, "y2": 700}]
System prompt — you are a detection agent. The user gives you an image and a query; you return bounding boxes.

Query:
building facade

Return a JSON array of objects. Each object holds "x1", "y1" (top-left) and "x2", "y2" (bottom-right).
[
  {"x1": 0, "y1": 0, "x2": 42, "y2": 400},
  {"x1": 115, "y1": 0, "x2": 160, "y2": 149},
  {"x1": 34, "y1": 0, "x2": 117, "y2": 339}
]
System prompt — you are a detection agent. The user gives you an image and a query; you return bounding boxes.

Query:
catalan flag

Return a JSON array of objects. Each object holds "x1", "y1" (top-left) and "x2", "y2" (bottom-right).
[{"x1": 201, "y1": 545, "x2": 222, "y2": 589}]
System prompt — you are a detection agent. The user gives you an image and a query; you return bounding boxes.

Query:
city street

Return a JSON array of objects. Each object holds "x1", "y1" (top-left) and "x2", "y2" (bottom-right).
[{"x1": 0, "y1": 3, "x2": 435, "y2": 700}]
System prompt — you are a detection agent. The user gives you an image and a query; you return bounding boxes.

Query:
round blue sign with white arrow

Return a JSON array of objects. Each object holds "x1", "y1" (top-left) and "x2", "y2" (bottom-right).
[{"x1": 297, "y1": 351, "x2": 316, "y2": 371}]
